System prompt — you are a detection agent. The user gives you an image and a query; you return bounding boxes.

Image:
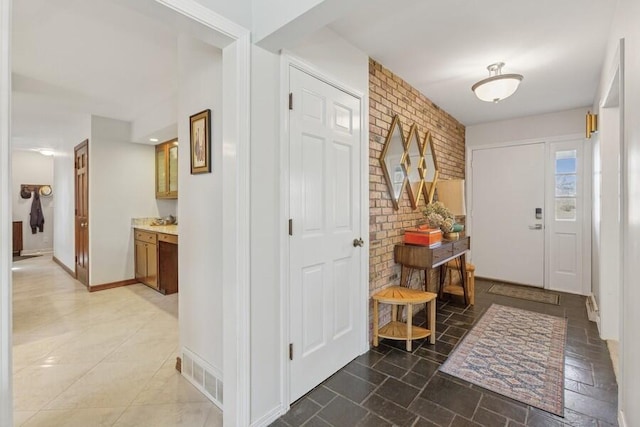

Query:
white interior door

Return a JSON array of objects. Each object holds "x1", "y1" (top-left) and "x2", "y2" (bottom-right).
[
  {"x1": 547, "y1": 140, "x2": 584, "y2": 293},
  {"x1": 471, "y1": 143, "x2": 545, "y2": 287},
  {"x1": 289, "y1": 67, "x2": 362, "y2": 402}
]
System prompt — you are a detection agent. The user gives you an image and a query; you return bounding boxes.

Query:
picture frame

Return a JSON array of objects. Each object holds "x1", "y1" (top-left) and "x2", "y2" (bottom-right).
[{"x1": 190, "y1": 109, "x2": 211, "y2": 174}]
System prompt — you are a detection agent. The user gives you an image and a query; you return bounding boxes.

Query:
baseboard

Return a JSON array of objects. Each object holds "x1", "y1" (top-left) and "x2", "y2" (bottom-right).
[
  {"x1": 52, "y1": 256, "x2": 75, "y2": 279},
  {"x1": 20, "y1": 248, "x2": 53, "y2": 256},
  {"x1": 619, "y1": 409, "x2": 627, "y2": 427},
  {"x1": 251, "y1": 405, "x2": 286, "y2": 427},
  {"x1": 89, "y1": 278, "x2": 137, "y2": 292},
  {"x1": 586, "y1": 294, "x2": 599, "y2": 322}
]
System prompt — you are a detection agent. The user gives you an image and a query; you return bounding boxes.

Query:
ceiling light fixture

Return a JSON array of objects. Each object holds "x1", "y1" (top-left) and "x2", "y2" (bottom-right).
[
  {"x1": 149, "y1": 138, "x2": 159, "y2": 142},
  {"x1": 38, "y1": 149, "x2": 55, "y2": 156},
  {"x1": 472, "y1": 62, "x2": 523, "y2": 103}
]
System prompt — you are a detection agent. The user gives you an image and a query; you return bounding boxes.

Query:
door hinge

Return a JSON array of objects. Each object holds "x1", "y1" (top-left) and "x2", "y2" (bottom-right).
[
  {"x1": 289, "y1": 343, "x2": 293, "y2": 360},
  {"x1": 289, "y1": 92, "x2": 293, "y2": 110},
  {"x1": 75, "y1": 255, "x2": 78, "y2": 263},
  {"x1": 288, "y1": 219, "x2": 293, "y2": 236}
]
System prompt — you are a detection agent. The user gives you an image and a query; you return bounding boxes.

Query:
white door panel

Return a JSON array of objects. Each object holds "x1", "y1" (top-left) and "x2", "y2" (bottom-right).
[
  {"x1": 471, "y1": 143, "x2": 545, "y2": 287},
  {"x1": 290, "y1": 67, "x2": 361, "y2": 402},
  {"x1": 547, "y1": 140, "x2": 583, "y2": 294}
]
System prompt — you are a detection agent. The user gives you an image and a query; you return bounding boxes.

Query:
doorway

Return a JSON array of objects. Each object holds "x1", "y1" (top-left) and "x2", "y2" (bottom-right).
[
  {"x1": 74, "y1": 140, "x2": 89, "y2": 286},
  {"x1": 287, "y1": 64, "x2": 366, "y2": 403},
  {"x1": 470, "y1": 139, "x2": 589, "y2": 293}
]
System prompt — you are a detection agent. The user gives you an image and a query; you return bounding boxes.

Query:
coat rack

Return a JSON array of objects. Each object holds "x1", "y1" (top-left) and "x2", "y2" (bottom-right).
[{"x1": 20, "y1": 184, "x2": 53, "y2": 198}]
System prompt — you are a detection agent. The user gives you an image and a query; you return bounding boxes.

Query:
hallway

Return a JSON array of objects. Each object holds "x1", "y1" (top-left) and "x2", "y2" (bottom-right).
[
  {"x1": 11, "y1": 256, "x2": 221, "y2": 427},
  {"x1": 273, "y1": 280, "x2": 618, "y2": 427}
]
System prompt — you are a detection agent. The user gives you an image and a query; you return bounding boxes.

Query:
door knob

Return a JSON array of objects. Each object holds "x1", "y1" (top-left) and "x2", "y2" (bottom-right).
[
  {"x1": 528, "y1": 224, "x2": 543, "y2": 230},
  {"x1": 353, "y1": 238, "x2": 364, "y2": 247}
]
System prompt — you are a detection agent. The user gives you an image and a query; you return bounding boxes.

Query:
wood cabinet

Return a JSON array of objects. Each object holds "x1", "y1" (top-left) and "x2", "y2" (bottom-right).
[
  {"x1": 12, "y1": 221, "x2": 23, "y2": 255},
  {"x1": 156, "y1": 139, "x2": 178, "y2": 199},
  {"x1": 158, "y1": 233, "x2": 178, "y2": 295},
  {"x1": 134, "y1": 228, "x2": 178, "y2": 294},
  {"x1": 135, "y1": 230, "x2": 158, "y2": 290}
]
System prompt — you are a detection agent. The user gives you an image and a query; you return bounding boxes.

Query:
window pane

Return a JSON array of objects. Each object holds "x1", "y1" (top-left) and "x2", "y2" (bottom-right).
[
  {"x1": 556, "y1": 175, "x2": 576, "y2": 196},
  {"x1": 556, "y1": 150, "x2": 577, "y2": 174},
  {"x1": 555, "y1": 198, "x2": 576, "y2": 220}
]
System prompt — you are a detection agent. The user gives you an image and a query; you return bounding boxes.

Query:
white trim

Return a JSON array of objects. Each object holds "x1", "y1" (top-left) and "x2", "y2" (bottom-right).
[
  {"x1": 250, "y1": 405, "x2": 286, "y2": 427},
  {"x1": 154, "y1": 0, "x2": 246, "y2": 41},
  {"x1": 619, "y1": 409, "x2": 628, "y2": 427},
  {"x1": 0, "y1": 0, "x2": 12, "y2": 425},
  {"x1": 279, "y1": 52, "x2": 369, "y2": 407}
]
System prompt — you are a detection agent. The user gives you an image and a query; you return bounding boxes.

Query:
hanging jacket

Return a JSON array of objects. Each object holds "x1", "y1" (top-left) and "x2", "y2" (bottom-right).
[{"x1": 29, "y1": 191, "x2": 45, "y2": 233}]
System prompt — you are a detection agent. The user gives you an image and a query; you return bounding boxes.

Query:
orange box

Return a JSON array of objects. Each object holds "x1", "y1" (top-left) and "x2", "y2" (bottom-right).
[{"x1": 404, "y1": 227, "x2": 442, "y2": 246}]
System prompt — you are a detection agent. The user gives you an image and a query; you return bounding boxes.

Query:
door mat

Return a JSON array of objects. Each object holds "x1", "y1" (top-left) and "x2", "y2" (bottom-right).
[
  {"x1": 488, "y1": 283, "x2": 560, "y2": 305},
  {"x1": 440, "y1": 304, "x2": 567, "y2": 416}
]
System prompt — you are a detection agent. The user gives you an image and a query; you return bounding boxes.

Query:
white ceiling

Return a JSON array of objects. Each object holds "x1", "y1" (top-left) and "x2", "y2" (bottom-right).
[
  {"x1": 11, "y1": 0, "x2": 179, "y2": 149},
  {"x1": 11, "y1": 0, "x2": 619, "y2": 152},
  {"x1": 329, "y1": 0, "x2": 617, "y2": 125}
]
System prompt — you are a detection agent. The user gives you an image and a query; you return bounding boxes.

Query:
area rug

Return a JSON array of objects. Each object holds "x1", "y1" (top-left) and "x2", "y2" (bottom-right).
[
  {"x1": 488, "y1": 283, "x2": 560, "y2": 305},
  {"x1": 440, "y1": 304, "x2": 567, "y2": 416}
]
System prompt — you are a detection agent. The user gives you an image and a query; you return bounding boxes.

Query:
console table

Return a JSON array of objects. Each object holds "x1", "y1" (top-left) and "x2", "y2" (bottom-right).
[{"x1": 394, "y1": 236, "x2": 471, "y2": 305}]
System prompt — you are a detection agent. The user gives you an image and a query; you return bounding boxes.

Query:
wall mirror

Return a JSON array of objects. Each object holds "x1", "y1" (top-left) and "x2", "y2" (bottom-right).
[
  {"x1": 379, "y1": 115, "x2": 407, "y2": 210},
  {"x1": 421, "y1": 131, "x2": 440, "y2": 204},
  {"x1": 402, "y1": 124, "x2": 426, "y2": 209}
]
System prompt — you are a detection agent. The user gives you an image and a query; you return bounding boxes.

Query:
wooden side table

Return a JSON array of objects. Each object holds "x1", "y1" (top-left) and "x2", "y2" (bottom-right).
[{"x1": 372, "y1": 286, "x2": 437, "y2": 351}]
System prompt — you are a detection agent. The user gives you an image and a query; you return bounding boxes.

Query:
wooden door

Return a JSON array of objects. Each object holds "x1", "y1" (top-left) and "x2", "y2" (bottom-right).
[
  {"x1": 470, "y1": 143, "x2": 545, "y2": 287},
  {"x1": 75, "y1": 140, "x2": 89, "y2": 285},
  {"x1": 289, "y1": 67, "x2": 363, "y2": 402}
]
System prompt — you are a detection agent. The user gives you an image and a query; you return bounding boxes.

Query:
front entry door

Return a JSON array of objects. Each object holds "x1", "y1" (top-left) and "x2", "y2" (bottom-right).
[
  {"x1": 289, "y1": 67, "x2": 362, "y2": 402},
  {"x1": 471, "y1": 143, "x2": 545, "y2": 287},
  {"x1": 74, "y1": 140, "x2": 89, "y2": 286}
]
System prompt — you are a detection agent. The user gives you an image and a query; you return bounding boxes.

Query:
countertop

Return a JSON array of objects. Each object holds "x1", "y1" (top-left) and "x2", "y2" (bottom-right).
[{"x1": 134, "y1": 224, "x2": 178, "y2": 236}]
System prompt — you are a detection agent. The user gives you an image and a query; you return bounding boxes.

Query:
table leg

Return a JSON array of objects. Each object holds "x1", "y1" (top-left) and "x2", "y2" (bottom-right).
[
  {"x1": 406, "y1": 303, "x2": 413, "y2": 352},
  {"x1": 438, "y1": 264, "x2": 446, "y2": 300},
  {"x1": 460, "y1": 253, "x2": 469, "y2": 306},
  {"x1": 373, "y1": 299, "x2": 379, "y2": 347},
  {"x1": 428, "y1": 298, "x2": 436, "y2": 344}
]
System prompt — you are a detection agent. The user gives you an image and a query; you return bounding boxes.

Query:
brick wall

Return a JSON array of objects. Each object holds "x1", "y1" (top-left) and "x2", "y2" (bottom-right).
[{"x1": 369, "y1": 58, "x2": 466, "y2": 333}]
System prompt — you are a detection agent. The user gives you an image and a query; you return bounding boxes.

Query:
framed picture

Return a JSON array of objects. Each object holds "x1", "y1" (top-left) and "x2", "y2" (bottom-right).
[{"x1": 190, "y1": 109, "x2": 211, "y2": 174}]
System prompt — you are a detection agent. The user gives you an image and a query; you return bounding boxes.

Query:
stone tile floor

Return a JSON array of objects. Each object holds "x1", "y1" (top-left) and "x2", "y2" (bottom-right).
[{"x1": 272, "y1": 279, "x2": 618, "y2": 427}]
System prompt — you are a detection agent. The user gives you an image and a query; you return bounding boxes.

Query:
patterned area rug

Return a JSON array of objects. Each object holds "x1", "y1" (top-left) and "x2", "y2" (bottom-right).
[
  {"x1": 488, "y1": 283, "x2": 560, "y2": 305},
  {"x1": 440, "y1": 304, "x2": 567, "y2": 416}
]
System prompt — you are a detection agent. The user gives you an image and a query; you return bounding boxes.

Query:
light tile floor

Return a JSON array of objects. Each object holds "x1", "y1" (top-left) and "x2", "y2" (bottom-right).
[{"x1": 12, "y1": 256, "x2": 221, "y2": 427}]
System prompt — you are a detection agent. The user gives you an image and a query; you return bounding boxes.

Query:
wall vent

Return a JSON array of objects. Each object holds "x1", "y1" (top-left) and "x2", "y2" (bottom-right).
[{"x1": 181, "y1": 347, "x2": 223, "y2": 409}]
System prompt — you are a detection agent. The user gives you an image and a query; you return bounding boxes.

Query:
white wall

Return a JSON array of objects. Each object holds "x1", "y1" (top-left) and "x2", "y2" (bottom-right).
[
  {"x1": 177, "y1": 36, "x2": 224, "y2": 374},
  {"x1": 89, "y1": 116, "x2": 159, "y2": 286},
  {"x1": 11, "y1": 151, "x2": 53, "y2": 254},
  {"x1": 52, "y1": 114, "x2": 91, "y2": 270},
  {"x1": 248, "y1": 27, "x2": 369, "y2": 425},
  {"x1": 466, "y1": 107, "x2": 589, "y2": 148},
  {"x1": 595, "y1": 0, "x2": 640, "y2": 425}
]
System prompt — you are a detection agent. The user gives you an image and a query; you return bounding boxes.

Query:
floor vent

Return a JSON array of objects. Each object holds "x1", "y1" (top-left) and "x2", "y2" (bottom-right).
[{"x1": 181, "y1": 348, "x2": 223, "y2": 409}]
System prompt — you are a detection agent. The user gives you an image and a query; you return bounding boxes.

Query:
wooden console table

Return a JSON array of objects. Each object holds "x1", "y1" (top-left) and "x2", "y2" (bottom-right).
[{"x1": 394, "y1": 236, "x2": 471, "y2": 305}]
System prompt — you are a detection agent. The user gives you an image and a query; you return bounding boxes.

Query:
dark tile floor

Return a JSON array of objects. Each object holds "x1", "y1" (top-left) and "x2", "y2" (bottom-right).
[{"x1": 271, "y1": 279, "x2": 619, "y2": 427}]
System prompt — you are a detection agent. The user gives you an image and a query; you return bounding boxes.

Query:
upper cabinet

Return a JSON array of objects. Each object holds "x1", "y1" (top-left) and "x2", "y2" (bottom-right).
[{"x1": 156, "y1": 139, "x2": 178, "y2": 199}]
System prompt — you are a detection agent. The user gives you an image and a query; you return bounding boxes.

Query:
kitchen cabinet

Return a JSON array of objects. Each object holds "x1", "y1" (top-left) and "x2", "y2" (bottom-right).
[
  {"x1": 134, "y1": 228, "x2": 178, "y2": 294},
  {"x1": 135, "y1": 230, "x2": 158, "y2": 290},
  {"x1": 158, "y1": 233, "x2": 178, "y2": 295},
  {"x1": 156, "y1": 139, "x2": 178, "y2": 199}
]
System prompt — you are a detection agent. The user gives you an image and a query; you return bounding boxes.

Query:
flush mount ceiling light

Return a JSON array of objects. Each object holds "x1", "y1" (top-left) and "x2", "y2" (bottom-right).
[{"x1": 471, "y1": 62, "x2": 523, "y2": 103}]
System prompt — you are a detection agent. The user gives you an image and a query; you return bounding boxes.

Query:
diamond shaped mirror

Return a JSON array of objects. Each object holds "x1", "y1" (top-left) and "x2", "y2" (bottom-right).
[
  {"x1": 421, "y1": 131, "x2": 440, "y2": 204},
  {"x1": 379, "y1": 115, "x2": 407, "y2": 210},
  {"x1": 402, "y1": 124, "x2": 426, "y2": 209}
]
